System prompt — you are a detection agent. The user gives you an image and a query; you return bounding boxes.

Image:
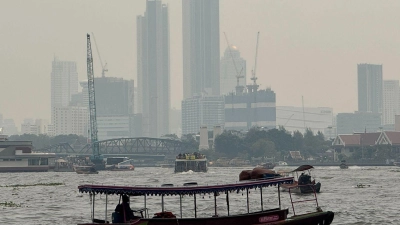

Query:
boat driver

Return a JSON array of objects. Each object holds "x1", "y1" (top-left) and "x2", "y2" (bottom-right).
[{"x1": 115, "y1": 194, "x2": 135, "y2": 222}]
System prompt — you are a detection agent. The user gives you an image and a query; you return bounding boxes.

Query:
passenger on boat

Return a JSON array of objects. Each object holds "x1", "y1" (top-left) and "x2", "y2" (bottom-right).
[{"x1": 115, "y1": 194, "x2": 135, "y2": 222}]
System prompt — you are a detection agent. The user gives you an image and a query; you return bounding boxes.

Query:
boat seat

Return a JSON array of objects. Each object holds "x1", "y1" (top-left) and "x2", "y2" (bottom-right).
[{"x1": 111, "y1": 212, "x2": 124, "y2": 223}]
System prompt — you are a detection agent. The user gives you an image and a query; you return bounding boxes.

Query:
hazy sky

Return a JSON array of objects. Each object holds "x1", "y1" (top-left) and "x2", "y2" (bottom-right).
[{"x1": 1, "y1": 0, "x2": 400, "y2": 126}]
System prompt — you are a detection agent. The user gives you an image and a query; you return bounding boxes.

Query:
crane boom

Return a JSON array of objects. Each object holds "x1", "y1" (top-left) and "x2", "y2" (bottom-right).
[
  {"x1": 91, "y1": 32, "x2": 108, "y2": 78},
  {"x1": 251, "y1": 32, "x2": 260, "y2": 85},
  {"x1": 86, "y1": 34, "x2": 101, "y2": 166}
]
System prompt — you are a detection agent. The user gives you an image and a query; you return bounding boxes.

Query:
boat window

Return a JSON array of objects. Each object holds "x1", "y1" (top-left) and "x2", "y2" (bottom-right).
[
  {"x1": 9, "y1": 159, "x2": 15, "y2": 161},
  {"x1": 28, "y1": 158, "x2": 40, "y2": 165},
  {"x1": 16, "y1": 159, "x2": 22, "y2": 161},
  {"x1": 40, "y1": 158, "x2": 48, "y2": 165},
  {"x1": 3, "y1": 159, "x2": 9, "y2": 161}
]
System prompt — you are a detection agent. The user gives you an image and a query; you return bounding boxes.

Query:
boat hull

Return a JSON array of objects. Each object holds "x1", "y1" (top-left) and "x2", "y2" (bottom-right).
[
  {"x1": 78, "y1": 210, "x2": 334, "y2": 225},
  {"x1": 281, "y1": 182, "x2": 321, "y2": 194}
]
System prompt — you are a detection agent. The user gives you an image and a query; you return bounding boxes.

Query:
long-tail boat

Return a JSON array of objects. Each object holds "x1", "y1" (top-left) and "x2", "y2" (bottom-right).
[{"x1": 77, "y1": 176, "x2": 334, "y2": 225}]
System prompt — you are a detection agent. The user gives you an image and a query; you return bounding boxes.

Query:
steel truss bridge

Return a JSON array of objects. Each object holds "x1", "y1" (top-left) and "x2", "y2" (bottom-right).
[{"x1": 37, "y1": 137, "x2": 191, "y2": 155}]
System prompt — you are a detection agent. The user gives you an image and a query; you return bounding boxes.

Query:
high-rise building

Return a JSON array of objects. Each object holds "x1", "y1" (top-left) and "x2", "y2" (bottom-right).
[
  {"x1": 80, "y1": 77, "x2": 134, "y2": 140},
  {"x1": 182, "y1": 95, "x2": 225, "y2": 135},
  {"x1": 183, "y1": 0, "x2": 220, "y2": 99},
  {"x1": 357, "y1": 64, "x2": 383, "y2": 113},
  {"x1": 383, "y1": 80, "x2": 400, "y2": 125},
  {"x1": 137, "y1": 0, "x2": 170, "y2": 137},
  {"x1": 220, "y1": 45, "x2": 246, "y2": 96},
  {"x1": 225, "y1": 88, "x2": 276, "y2": 131},
  {"x1": 51, "y1": 57, "x2": 78, "y2": 110}
]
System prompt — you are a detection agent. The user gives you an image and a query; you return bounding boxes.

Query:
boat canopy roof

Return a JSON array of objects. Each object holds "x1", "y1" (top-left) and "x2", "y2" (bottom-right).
[
  {"x1": 291, "y1": 165, "x2": 314, "y2": 172},
  {"x1": 78, "y1": 177, "x2": 294, "y2": 196}
]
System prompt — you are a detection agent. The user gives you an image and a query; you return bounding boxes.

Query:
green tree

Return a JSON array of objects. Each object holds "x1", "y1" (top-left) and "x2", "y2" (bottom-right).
[
  {"x1": 214, "y1": 131, "x2": 243, "y2": 157},
  {"x1": 181, "y1": 134, "x2": 199, "y2": 152},
  {"x1": 250, "y1": 139, "x2": 276, "y2": 158}
]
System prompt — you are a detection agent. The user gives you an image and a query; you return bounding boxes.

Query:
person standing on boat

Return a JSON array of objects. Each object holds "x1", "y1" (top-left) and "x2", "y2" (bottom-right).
[{"x1": 115, "y1": 194, "x2": 135, "y2": 222}]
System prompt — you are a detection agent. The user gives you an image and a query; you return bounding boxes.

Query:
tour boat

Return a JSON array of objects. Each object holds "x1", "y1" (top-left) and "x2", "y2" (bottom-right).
[
  {"x1": 174, "y1": 152, "x2": 207, "y2": 173},
  {"x1": 77, "y1": 176, "x2": 334, "y2": 225}
]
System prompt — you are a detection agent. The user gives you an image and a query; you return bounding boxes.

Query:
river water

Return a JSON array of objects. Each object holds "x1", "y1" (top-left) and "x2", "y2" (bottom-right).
[{"x1": 0, "y1": 166, "x2": 399, "y2": 225}]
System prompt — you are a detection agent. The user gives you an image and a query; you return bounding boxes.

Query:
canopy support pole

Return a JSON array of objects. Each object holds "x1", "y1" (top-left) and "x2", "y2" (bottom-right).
[
  {"x1": 105, "y1": 194, "x2": 108, "y2": 223},
  {"x1": 194, "y1": 194, "x2": 197, "y2": 218},
  {"x1": 92, "y1": 193, "x2": 95, "y2": 222},
  {"x1": 260, "y1": 186, "x2": 263, "y2": 211},
  {"x1": 214, "y1": 192, "x2": 217, "y2": 217},
  {"x1": 180, "y1": 194, "x2": 183, "y2": 218},
  {"x1": 144, "y1": 195, "x2": 147, "y2": 218},
  {"x1": 161, "y1": 194, "x2": 164, "y2": 212},
  {"x1": 246, "y1": 188, "x2": 249, "y2": 214},
  {"x1": 278, "y1": 184, "x2": 281, "y2": 209},
  {"x1": 226, "y1": 191, "x2": 230, "y2": 216}
]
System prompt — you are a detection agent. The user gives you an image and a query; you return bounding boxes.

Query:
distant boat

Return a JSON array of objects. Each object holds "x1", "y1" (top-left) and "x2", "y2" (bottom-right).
[
  {"x1": 257, "y1": 162, "x2": 275, "y2": 169},
  {"x1": 339, "y1": 160, "x2": 349, "y2": 169},
  {"x1": 175, "y1": 152, "x2": 207, "y2": 173},
  {"x1": 74, "y1": 165, "x2": 98, "y2": 174}
]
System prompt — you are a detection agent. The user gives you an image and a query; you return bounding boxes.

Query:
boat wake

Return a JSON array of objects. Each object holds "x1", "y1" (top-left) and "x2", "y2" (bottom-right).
[{"x1": 180, "y1": 170, "x2": 194, "y2": 174}]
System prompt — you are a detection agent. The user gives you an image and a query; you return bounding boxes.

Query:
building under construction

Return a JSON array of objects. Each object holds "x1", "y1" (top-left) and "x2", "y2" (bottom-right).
[{"x1": 224, "y1": 85, "x2": 276, "y2": 131}]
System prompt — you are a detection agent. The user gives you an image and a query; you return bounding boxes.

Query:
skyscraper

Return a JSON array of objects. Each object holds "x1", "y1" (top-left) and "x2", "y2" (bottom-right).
[
  {"x1": 220, "y1": 45, "x2": 246, "y2": 96},
  {"x1": 357, "y1": 64, "x2": 383, "y2": 113},
  {"x1": 51, "y1": 57, "x2": 78, "y2": 124},
  {"x1": 51, "y1": 57, "x2": 78, "y2": 109},
  {"x1": 383, "y1": 80, "x2": 399, "y2": 125},
  {"x1": 137, "y1": 0, "x2": 170, "y2": 137},
  {"x1": 183, "y1": 0, "x2": 220, "y2": 99}
]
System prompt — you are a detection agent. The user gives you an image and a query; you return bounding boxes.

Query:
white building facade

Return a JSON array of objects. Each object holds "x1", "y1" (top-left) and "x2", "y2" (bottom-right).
[{"x1": 52, "y1": 106, "x2": 88, "y2": 136}]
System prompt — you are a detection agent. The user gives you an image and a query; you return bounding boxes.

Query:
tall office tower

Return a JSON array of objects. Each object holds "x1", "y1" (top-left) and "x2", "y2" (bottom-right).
[
  {"x1": 383, "y1": 80, "x2": 400, "y2": 125},
  {"x1": 137, "y1": 0, "x2": 170, "y2": 138},
  {"x1": 51, "y1": 57, "x2": 78, "y2": 123},
  {"x1": 220, "y1": 45, "x2": 246, "y2": 96},
  {"x1": 183, "y1": 0, "x2": 220, "y2": 99},
  {"x1": 357, "y1": 64, "x2": 383, "y2": 113}
]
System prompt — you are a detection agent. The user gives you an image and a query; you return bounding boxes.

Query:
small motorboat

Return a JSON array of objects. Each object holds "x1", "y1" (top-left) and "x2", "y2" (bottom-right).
[
  {"x1": 280, "y1": 165, "x2": 321, "y2": 194},
  {"x1": 353, "y1": 183, "x2": 371, "y2": 188}
]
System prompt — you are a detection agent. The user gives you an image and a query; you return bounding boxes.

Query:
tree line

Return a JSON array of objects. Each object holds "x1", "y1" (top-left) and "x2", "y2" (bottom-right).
[{"x1": 211, "y1": 127, "x2": 332, "y2": 161}]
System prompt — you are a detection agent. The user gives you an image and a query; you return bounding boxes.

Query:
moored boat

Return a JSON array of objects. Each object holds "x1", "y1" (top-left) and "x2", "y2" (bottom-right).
[
  {"x1": 0, "y1": 135, "x2": 56, "y2": 172},
  {"x1": 77, "y1": 176, "x2": 334, "y2": 225},
  {"x1": 280, "y1": 165, "x2": 321, "y2": 194},
  {"x1": 74, "y1": 165, "x2": 99, "y2": 174}
]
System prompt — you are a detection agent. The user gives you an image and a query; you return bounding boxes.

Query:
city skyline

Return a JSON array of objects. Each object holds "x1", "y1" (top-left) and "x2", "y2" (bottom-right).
[{"x1": 2, "y1": 0, "x2": 400, "y2": 126}]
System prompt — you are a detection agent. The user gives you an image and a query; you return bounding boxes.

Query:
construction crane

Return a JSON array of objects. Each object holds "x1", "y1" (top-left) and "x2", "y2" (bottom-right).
[
  {"x1": 86, "y1": 33, "x2": 104, "y2": 169},
  {"x1": 247, "y1": 32, "x2": 260, "y2": 93},
  {"x1": 223, "y1": 32, "x2": 244, "y2": 90},
  {"x1": 91, "y1": 32, "x2": 108, "y2": 78},
  {"x1": 251, "y1": 31, "x2": 260, "y2": 86}
]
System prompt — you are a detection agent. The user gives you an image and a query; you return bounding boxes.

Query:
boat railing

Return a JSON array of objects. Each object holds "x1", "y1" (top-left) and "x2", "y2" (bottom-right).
[{"x1": 287, "y1": 184, "x2": 319, "y2": 216}]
